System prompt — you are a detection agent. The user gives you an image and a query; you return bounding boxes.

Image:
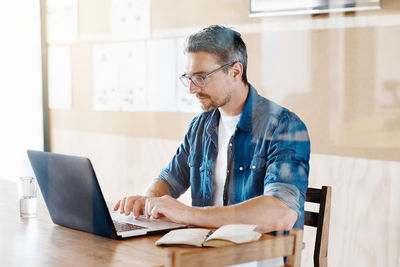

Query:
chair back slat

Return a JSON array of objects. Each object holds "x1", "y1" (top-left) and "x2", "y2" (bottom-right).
[
  {"x1": 306, "y1": 188, "x2": 322, "y2": 203},
  {"x1": 304, "y1": 211, "x2": 319, "y2": 227},
  {"x1": 305, "y1": 186, "x2": 332, "y2": 267}
]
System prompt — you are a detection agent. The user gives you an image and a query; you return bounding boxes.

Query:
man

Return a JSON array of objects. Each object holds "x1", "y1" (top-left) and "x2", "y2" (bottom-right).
[{"x1": 113, "y1": 25, "x2": 310, "y2": 234}]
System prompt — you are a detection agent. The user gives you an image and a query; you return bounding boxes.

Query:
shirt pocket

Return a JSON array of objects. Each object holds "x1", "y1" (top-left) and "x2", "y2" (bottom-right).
[
  {"x1": 233, "y1": 157, "x2": 266, "y2": 172},
  {"x1": 187, "y1": 154, "x2": 205, "y2": 201},
  {"x1": 233, "y1": 159, "x2": 250, "y2": 173},
  {"x1": 249, "y1": 157, "x2": 266, "y2": 173},
  {"x1": 187, "y1": 154, "x2": 206, "y2": 174},
  {"x1": 187, "y1": 153, "x2": 202, "y2": 168},
  {"x1": 237, "y1": 157, "x2": 266, "y2": 200}
]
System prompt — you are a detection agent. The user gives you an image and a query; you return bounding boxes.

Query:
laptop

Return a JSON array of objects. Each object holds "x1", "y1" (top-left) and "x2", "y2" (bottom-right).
[{"x1": 27, "y1": 150, "x2": 187, "y2": 239}]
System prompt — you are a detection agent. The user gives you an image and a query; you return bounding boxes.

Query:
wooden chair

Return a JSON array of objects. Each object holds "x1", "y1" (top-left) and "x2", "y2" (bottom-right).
[{"x1": 304, "y1": 186, "x2": 332, "y2": 267}]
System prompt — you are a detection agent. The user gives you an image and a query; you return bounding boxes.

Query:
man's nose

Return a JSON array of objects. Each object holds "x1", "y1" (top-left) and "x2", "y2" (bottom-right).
[{"x1": 188, "y1": 80, "x2": 201, "y2": 94}]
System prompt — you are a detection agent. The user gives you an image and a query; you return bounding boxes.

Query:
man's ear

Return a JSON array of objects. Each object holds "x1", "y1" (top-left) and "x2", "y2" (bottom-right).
[{"x1": 231, "y1": 62, "x2": 243, "y2": 81}]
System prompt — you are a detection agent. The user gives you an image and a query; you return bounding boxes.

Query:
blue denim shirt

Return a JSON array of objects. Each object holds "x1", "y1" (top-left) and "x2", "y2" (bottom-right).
[{"x1": 156, "y1": 84, "x2": 310, "y2": 229}]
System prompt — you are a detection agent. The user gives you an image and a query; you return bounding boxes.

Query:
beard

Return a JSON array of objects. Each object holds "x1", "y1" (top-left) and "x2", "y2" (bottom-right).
[{"x1": 197, "y1": 90, "x2": 232, "y2": 112}]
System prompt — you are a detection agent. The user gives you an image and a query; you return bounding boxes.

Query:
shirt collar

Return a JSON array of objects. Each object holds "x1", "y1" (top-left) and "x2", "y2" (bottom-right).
[
  {"x1": 236, "y1": 83, "x2": 258, "y2": 133},
  {"x1": 206, "y1": 109, "x2": 220, "y2": 135},
  {"x1": 206, "y1": 83, "x2": 259, "y2": 135}
]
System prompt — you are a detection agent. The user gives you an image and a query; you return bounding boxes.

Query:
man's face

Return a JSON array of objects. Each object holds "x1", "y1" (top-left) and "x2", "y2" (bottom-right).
[{"x1": 184, "y1": 51, "x2": 233, "y2": 112}]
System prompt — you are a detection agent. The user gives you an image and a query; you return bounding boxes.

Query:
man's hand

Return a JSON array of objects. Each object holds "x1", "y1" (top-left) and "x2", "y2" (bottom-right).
[
  {"x1": 144, "y1": 195, "x2": 194, "y2": 225},
  {"x1": 113, "y1": 180, "x2": 173, "y2": 219},
  {"x1": 113, "y1": 195, "x2": 148, "y2": 219}
]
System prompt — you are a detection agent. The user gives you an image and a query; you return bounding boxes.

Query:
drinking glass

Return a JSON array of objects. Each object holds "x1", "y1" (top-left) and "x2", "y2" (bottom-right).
[{"x1": 18, "y1": 177, "x2": 37, "y2": 218}]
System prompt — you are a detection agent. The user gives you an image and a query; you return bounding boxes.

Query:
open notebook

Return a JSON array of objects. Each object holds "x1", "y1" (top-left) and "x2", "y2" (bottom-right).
[{"x1": 155, "y1": 224, "x2": 261, "y2": 247}]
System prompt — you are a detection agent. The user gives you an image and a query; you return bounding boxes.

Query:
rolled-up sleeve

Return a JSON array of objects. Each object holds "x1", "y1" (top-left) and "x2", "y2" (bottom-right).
[
  {"x1": 156, "y1": 168, "x2": 189, "y2": 199},
  {"x1": 154, "y1": 119, "x2": 196, "y2": 199},
  {"x1": 263, "y1": 113, "x2": 310, "y2": 221}
]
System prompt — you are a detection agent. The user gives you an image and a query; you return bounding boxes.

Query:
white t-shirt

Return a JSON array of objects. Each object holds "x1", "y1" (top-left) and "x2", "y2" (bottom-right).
[
  {"x1": 211, "y1": 113, "x2": 284, "y2": 267},
  {"x1": 212, "y1": 113, "x2": 241, "y2": 206}
]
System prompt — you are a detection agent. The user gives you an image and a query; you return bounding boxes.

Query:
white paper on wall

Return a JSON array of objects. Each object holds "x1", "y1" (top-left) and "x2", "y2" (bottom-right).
[
  {"x1": 47, "y1": 46, "x2": 72, "y2": 109},
  {"x1": 175, "y1": 38, "x2": 202, "y2": 113},
  {"x1": 93, "y1": 44, "x2": 120, "y2": 110},
  {"x1": 111, "y1": 0, "x2": 150, "y2": 41},
  {"x1": 46, "y1": 0, "x2": 78, "y2": 43},
  {"x1": 93, "y1": 38, "x2": 203, "y2": 113},
  {"x1": 118, "y1": 42, "x2": 148, "y2": 111},
  {"x1": 147, "y1": 39, "x2": 177, "y2": 112}
]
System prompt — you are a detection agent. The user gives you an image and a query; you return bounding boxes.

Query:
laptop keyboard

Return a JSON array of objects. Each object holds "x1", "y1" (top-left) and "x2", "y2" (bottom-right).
[{"x1": 113, "y1": 220, "x2": 148, "y2": 232}]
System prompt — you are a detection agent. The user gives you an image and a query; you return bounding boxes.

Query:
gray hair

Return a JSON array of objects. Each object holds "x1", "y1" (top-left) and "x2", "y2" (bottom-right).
[{"x1": 184, "y1": 25, "x2": 248, "y2": 84}]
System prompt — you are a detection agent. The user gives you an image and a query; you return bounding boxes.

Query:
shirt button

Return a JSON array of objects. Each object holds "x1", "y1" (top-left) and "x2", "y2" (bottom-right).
[
  {"x1": 239, "y1": 166, "x2": 243, "y2": 171},
  {"x1": 252, "y1": 165, "x2": 256, "y2": 169},
  {"x1": 199, "y1": 166, "x2": 202, "y2": 171},
  {"x1": 227, "y1": 170, "x2": 230, "y2": 174},
  {"x1": 229, "y1": 143, "x2": 233, "y2": 147}
]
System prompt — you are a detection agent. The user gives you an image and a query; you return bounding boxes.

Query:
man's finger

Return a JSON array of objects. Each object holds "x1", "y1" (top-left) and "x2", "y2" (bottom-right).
[
  {"x1": 133, "y1": 197, "x2": 145, "y2": 219},
  {"x1": 120, "y1": 197, "x2": 127, "y2": 214},
  {"x1": 150, "y1": 206, "x2": 158, "y2": 219},
  {"x1": 145, "y1": 198, "x2": 152, "y2": 219},
  {"x1": 124, "y1": 196, "x2": 140, "y2": 216},
  {"x1": 112, "y1": 200, "x2": 121, "y2": 211}
]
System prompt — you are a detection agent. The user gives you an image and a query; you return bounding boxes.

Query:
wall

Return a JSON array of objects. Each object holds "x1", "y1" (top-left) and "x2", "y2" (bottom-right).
[
  {"x1": 0, "y1": 1, "x2": 44, "y2": 181},
  {"x1": 49, "y1": 0, "x2": 400, "y2": 266}
]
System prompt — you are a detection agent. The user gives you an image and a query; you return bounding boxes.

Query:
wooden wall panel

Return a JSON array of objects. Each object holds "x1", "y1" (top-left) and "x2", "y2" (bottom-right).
[
  {"x1": 151, "y1": 0, "x2": 260, "y2": 29},
  {"x1": 51, "y1": 129, "x2": 191, "y2": 205},
  {"x1": 307, "y1": 154, "x2": 400, "y2": 267}
]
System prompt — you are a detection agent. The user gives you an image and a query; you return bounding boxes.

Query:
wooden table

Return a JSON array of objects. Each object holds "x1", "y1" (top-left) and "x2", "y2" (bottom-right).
[{"x1": 0, "y1": 179, "x2": 302, "y2": 267}]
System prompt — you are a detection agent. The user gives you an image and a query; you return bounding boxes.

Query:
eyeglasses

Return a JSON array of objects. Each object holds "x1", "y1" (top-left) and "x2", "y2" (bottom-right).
[{"x1": 179, "y1": 62, "x2": 235, "y2": 88}]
